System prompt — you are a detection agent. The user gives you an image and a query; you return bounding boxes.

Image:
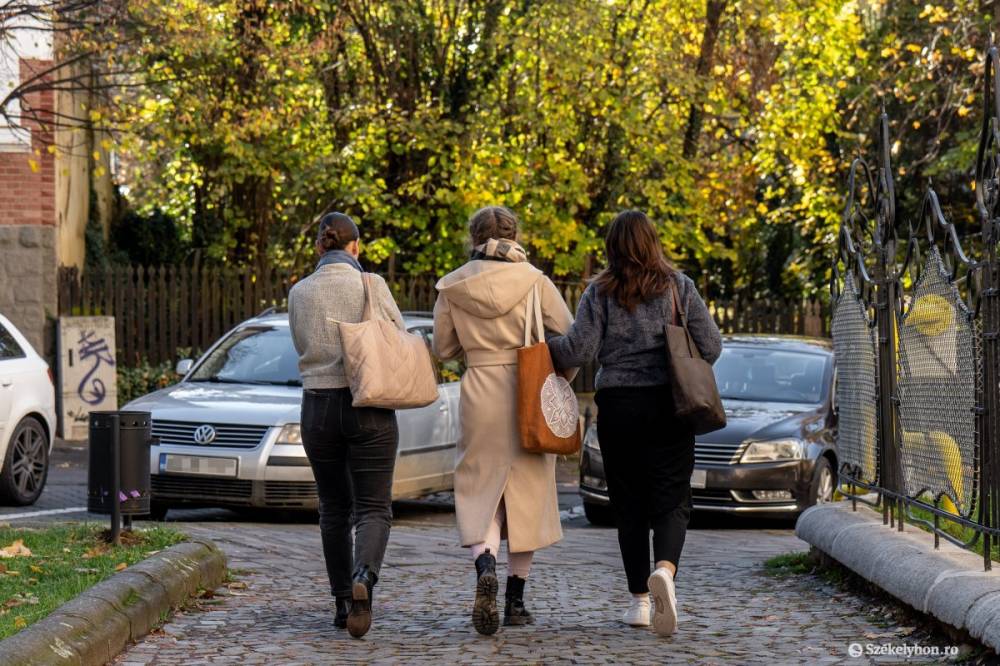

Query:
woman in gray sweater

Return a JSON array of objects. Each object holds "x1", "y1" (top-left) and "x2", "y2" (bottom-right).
[
  {"x1": 288, "y1": 212, "x2": 404, "y2": 639},
  {"x1": 548, "y1": 210, "x2": 721, "y2": 637}
]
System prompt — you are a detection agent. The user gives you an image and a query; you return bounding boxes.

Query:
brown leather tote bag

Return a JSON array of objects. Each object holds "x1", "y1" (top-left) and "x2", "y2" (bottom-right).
[
  {"x1": 665, "y1": 280, "x2": 726, "y2": 435},
  {"x1": 339, "y1": 273, "x2": 439, "y2": 409},
  {"x1": 517, "y1": 283, "x2": 581, "y2": 455}
]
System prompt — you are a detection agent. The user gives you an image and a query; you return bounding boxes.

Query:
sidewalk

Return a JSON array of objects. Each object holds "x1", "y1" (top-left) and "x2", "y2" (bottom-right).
[{"x1": 112, "y1": 520, "x2": 935, "y2": 665}]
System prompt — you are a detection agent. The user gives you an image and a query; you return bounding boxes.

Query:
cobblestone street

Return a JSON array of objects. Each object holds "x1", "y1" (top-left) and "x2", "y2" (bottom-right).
[{"x1": 108, "y1": 515, "x2": 944, "y2": 665}]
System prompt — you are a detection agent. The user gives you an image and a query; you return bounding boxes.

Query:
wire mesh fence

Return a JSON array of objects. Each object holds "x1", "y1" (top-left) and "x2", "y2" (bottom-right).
[
  {"x1": 831, "y1": 273, "x2": 879, "y2": 486},
  {"x1": 832, "y1": 45, "x2": 1000, "y2": 569},
  {"x1": 896, "y1": 248, "x2": 979, "y2": 516}
]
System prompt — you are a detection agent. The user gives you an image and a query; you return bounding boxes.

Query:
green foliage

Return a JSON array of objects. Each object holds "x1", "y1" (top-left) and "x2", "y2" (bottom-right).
[
  {"x1": 116, "y1": 348, "x2": 194, "y2": 406},
  {"x1": 69, "y1": 0, "x2": 996, "y2": 299},
  {"x1": 0, "y1": 524, "x2": 185, "y2": 638},
  {"x1": 112, "y1": 209, "x2": 190, "y2": 266}
]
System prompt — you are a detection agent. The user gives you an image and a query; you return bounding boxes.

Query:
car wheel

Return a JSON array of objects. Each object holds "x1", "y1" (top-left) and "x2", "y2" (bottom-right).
[
  {"x1": 809, "y1": 457, "x2": 835, "y2": 506},
  {"x1": 583, "y1": 501, "x2": 615, "y2": 526},
  {"x1": 0, "y1": 416, "x2": 49, "y2": 506},
  {"x1": 142, "y1": 501, "x2": 170, "y2": 522}
]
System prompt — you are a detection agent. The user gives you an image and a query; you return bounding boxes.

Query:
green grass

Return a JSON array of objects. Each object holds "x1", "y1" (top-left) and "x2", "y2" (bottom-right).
[
  {"x1": 763, "y1": 552, "x2": 814, "y2": 577},
  {"x1": 0, "y1": 524, "x2": 185, "y2": 639},
  {"x1": 903, "y1": 503, "x2": 1000, "y2": 562}
]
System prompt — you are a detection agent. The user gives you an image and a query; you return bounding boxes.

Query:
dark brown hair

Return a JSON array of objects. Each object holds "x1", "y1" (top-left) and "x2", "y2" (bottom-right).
[
  {"x1": 468, "y1": 206, "x2": 519, "y2": 247},
  {"x1": 316, "y1": 212, "x2": 360, "y2": 252},
  {"x1": 592, "y1": 210, "x2": 674, "y2": 311}
]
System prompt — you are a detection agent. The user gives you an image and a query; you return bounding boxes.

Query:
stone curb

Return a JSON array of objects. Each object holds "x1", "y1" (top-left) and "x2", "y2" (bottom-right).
[
  {"x1": 0, "y1": 539, "x2": 227, "y2": 666},
  {"x1": 796, "y1": 501, "x2": 1000, "y2": 652}
]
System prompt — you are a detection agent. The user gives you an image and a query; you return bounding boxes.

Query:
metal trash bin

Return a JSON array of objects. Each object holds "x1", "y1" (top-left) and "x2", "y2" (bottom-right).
[{"x1": 87, "y1": 411, "x2": 152, "y2": 516}]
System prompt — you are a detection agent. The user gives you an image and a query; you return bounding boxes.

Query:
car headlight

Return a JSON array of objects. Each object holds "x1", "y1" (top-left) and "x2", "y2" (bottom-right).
[
  {"x1": 583, "y1": 425, "x2": 600, "y2": 451},
  {"x1": 740, "y1": 438, "x2": 804, "y2": 463},
  {"x1": 276, "y1": 424, "x2": 302, "y2": 445}
]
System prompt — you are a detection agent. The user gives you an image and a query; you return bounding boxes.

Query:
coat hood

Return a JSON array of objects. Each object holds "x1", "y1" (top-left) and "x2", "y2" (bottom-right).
[{"x1": 436, "y1": 261, "x2": 543, "y2": 319}]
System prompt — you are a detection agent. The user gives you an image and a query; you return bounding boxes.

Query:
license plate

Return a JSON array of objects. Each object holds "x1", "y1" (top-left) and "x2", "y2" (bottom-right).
[
  {"x1": 161, "y1": 454, "x2": 238, "y2": 478},
  {"x1": 690, "y1": 469, "x2": 707, "y2": 489}
]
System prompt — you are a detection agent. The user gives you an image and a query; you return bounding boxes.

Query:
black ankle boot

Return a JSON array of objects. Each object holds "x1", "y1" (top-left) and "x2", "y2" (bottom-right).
[
  {"x1": 334, "y1": 596, "x2": 351, "y2": 629},
  {"x1": 503, "y1": 575, "x2": 535, "y2": 626},
  {"x1": 472, "y1": 549, "x2": 499, "y2": 636},
  {"x1": 347, "y1": 565, "x2": 377, "y2": 638}
]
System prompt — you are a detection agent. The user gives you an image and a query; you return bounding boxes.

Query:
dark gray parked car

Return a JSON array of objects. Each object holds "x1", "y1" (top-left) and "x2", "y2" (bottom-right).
[{"x1": 580, "y1": 335, "x2": 837, "y2": 524}]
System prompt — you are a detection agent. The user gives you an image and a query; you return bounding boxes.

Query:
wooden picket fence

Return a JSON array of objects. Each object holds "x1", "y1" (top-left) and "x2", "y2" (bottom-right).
[{"x1": 57, "y1": 265, "x2": 828, "y2": 392}]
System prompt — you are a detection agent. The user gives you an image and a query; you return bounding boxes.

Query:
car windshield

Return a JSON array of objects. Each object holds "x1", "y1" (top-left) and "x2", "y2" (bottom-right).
[
  {"x1": 189, "y1": 326, "x2": 302, "y2": 386},
  {"x1": 714, "y1": 346, "x2": 828, "y2": 404}
]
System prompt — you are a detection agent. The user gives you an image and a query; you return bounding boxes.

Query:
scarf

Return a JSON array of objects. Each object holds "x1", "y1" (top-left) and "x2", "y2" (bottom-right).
[
  {"x1": 316, "y1": 249, "x2": 363, "y2": 272},
  {"x1": 471, "y1": 238, "x2": 528, "y2": 263}
]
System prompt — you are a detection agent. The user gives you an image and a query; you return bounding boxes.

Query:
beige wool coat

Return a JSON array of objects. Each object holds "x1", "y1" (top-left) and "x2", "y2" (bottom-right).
[{"x1": 433, "y1": 260, "x2": 574, "y2": 553}]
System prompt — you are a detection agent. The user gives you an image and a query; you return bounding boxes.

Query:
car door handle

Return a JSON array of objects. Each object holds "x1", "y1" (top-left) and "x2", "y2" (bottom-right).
[
  {"x1": 0, "y1": 380, "x2": 11, "y2": 388},
  {"x1": 438, "y1": 403, "x2": 448, "y2": 412}
]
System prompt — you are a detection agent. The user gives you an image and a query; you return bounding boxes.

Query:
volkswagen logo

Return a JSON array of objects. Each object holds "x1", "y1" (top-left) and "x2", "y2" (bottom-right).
[{"x1": 192, "y1": 424, "x2": 217, "y2": 445}]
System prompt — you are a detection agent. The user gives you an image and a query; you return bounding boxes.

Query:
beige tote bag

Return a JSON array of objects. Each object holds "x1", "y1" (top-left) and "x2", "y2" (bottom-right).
[{"x1": 339, "y1": 273, "x2": 439, "y2": 409}]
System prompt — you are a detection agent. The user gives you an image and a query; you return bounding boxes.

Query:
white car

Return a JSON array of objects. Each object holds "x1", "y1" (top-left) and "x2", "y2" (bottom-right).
[
  {"x1": 124, "y1": 311, "x2": 461, "y2": 519},
  {"x1": 0, "y1": 315, "x2": 56, "y2": 505}
]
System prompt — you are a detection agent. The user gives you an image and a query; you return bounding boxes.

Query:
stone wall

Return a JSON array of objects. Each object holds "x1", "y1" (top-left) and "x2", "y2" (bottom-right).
[{"x1": 0, "y1": 225, "x2": 57, "y2": 357}]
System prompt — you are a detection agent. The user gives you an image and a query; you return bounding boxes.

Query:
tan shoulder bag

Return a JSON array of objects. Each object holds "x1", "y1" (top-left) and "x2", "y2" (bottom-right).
[{"x1": 339, "y1": 273, "x2": 440, "y2": 409}]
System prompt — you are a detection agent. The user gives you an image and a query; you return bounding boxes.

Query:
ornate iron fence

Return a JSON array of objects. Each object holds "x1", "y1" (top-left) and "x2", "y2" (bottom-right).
[{"x1": 832, "y1": 46, "x2": 1000, "y2": 570}]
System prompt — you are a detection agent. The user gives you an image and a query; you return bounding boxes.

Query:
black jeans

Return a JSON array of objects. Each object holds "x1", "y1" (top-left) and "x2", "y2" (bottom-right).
[
  {"x1": 595, "y1": 385, "x2": 694, "y2": 594},
  {"x1": 301, "y1": 388, "x2": 399, "y2": 599}
]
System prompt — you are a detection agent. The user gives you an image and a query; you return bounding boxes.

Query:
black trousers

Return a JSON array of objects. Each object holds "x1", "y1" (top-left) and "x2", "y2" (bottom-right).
[
  {"x1": 595, "y1": 385, "x2": 694, "y2": 594},
  {"x1": 300, "y1": 388, "x2": 399, "y2": 599}
]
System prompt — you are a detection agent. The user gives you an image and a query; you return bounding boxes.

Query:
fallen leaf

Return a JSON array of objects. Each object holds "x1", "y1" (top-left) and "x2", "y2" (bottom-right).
[
  {"x1": 28, "y1": 565, "x2": 42, "y2": 574},
  {"x1": 0, "y1": 540, "x2": 31, "y2": 558},
  {"x1": 13, "y1": 617, "x2": 25, "y2": 629},
  {"x1": 114, "y1": 563, "x2": 127, "y2": 572},
  {"x1": 5, "y1": 571, "x2": 20, "y2": 576},
  {"x1": 227, "y1": 581, "x2": 247, "y2": 590},
  {"x1": 74, "y1": 568, "x2": 99, "y2": 574},
  {"x1": 82, "y1": 544, "x2": 108, "y2": 559},
  {"x1": 0, "y1": 563, "x2": 6, "y2": 574}
]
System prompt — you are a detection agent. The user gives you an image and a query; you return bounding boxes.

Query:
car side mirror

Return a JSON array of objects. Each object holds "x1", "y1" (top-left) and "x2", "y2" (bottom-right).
[{"x1": 175, "y1": 359, "x2": 194, "y2": 376}]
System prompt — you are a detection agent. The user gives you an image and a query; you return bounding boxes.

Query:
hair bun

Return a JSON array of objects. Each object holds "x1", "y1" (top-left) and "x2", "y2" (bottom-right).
[{"x1": 317, "y1": 212, "x2": 360, "y2": 252}]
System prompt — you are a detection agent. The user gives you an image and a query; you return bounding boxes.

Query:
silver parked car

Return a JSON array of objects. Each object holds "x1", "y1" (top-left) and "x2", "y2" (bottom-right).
[{"x1": 124, "y1": 311, "x2": 461, "y2": 519}]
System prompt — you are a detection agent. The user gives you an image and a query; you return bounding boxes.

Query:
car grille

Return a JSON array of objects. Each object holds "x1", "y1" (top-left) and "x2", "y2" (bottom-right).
[
  {"x1": 152, "y1": 420, "x2": 270, "y2": 449},
  {"x1": 692, "y1": 489, "x2": 735, "y2": 505},
  {"x1": 264, "y1": 481, "x2": 318, "y2": 506},
  {"x1": 694, "y1": 441, "x2": 748, "y2": 465},
  {"x1": 151, "y1": 475, "x2": 253, "y2": 504}
]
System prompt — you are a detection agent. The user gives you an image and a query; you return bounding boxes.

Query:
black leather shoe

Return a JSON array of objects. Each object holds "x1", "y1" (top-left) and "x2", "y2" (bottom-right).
[
  {"x1": 347, "y1": 566, "x2": 377, "y2": 638},
  {"x1": 503, "y1": 575, "x2": 535, "y2": 626},
  {"x1": 334, "y1": 596, "x2": 351, "y2": 629},
  {"x1": 472, "y1": 550, "x2": 499, "y2": 636}
]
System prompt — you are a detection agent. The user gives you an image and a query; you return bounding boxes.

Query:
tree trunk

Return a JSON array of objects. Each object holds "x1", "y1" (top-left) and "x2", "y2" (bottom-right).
[{"x1": 682, "y1": 0, "x2": 727, "y2": 160}]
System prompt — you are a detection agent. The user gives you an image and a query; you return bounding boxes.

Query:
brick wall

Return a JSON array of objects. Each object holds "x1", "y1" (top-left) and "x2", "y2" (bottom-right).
[{"x1": 0, "y1": 57, "x2": 58, "y2": 356}]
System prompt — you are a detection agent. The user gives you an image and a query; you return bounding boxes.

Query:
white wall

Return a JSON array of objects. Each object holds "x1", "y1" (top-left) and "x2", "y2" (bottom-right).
[{"x1": 0, "y1": 6, "x2": 54, "y2": 151}]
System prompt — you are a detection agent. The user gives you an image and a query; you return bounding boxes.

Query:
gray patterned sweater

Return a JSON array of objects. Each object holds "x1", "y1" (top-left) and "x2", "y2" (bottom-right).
[{"x1": 548, "y1": 272, "x2": 722, "y2": 390}]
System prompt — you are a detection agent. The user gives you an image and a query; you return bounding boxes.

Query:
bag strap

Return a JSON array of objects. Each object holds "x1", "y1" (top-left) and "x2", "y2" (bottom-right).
[
  {"x1": 523, "y1": 282, "x2": 545, "y2": 347},
  {"x1": 669, "y1": 278, "x2": 697, "y2": 356},
  {"x1": 360, "y1": 272, "x2": 375, "y2": 321}
]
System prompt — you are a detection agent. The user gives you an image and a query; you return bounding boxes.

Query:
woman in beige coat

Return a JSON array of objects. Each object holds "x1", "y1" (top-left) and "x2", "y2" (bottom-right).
[{"x1": 433, "y1": 206, "x2": 574, "y2": 636}]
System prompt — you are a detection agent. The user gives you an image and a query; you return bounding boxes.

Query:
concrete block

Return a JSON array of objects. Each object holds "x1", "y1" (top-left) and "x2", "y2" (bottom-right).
[
  {"x1": 797, "y1": 501, "x2": 1000, "y2": 653},
  {"x1": 0, "y1": 539, "x2": 227, "y2": 666},
  {"x1": 18, "y1": 225, "x2": 41, "y2": 247}
]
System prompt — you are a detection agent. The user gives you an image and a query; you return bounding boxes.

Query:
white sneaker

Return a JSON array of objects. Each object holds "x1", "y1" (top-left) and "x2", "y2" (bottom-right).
[
  {"x1": 622, "y1": 595, "x2": 651, "y2": 627},
  {"x1": 648, "y1": 568, "x2": 678, "y2": 636}
]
